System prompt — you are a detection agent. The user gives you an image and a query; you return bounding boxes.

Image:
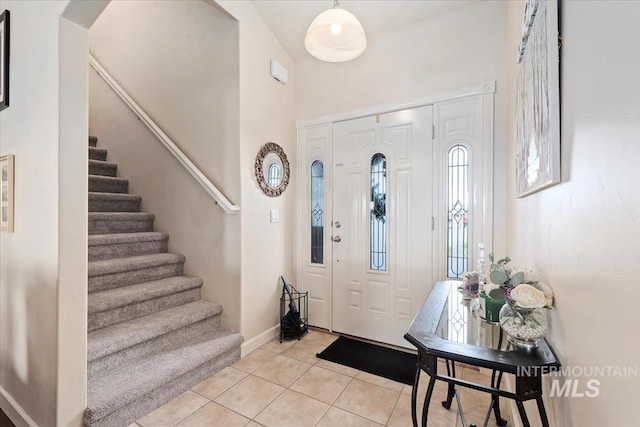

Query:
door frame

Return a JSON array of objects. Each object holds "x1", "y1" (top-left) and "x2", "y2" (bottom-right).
[{"x1": 296, "y1": 81, "x2": 496, "y2": 333}]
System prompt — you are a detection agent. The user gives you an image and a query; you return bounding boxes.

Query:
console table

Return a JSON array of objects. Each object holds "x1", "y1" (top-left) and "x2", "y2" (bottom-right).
[{"x1": 404, "y1": 281, "x2": 560, "y2": 427}]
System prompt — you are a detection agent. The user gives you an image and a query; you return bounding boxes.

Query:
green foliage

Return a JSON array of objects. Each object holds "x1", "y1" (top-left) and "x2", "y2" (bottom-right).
[
  {"x1": 488, "y1": 253, "x2": 522, "y2": 287},
  {"x1": 511, "y1": 271, "x2": 524, "y2": 286},
  {"x1": 489, "y1": 269, "x2": 507, "y2": 285}
]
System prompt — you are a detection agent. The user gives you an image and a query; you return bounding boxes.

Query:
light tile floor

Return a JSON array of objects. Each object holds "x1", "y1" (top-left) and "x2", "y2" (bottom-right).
[{"x1": 132, "y1": 329, "x2": 539, "y2": 427}]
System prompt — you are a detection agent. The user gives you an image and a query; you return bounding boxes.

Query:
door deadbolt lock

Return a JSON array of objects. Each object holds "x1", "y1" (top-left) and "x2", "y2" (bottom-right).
[
  {"x1": 331, "y1": 235, "x2": 342, "y2": 243},
  {"x1": 334, "y1": 221, "x2": 341, "y2": 228}
]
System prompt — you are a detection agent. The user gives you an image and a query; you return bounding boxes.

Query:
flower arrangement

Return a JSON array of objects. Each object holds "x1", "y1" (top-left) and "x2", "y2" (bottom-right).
[
  {"x1": 486, "y1": 254, "x2": 554, "y2": 348},
  {"x1": 460, "y1": 270, "x2": 480, "y2": 297},
  {"x1": 487, "y1": 253, "x2": 553, "y2": 309}
]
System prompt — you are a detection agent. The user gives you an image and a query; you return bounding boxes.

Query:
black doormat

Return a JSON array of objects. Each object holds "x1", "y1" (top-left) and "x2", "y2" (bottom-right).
[{"x1": 316, "y1": 336, "x2": 416, "y2": 385}]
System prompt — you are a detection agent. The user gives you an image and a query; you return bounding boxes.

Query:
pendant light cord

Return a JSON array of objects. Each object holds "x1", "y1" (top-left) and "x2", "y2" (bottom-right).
[{"x1": 333, "y1": 0, "x2": 340, "y2": 8}]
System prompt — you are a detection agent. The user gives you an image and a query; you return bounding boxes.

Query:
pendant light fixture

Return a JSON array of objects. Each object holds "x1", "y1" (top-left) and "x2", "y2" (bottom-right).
[{"x1": 304, "y1": 0, "x2": 367, "y2": 63}]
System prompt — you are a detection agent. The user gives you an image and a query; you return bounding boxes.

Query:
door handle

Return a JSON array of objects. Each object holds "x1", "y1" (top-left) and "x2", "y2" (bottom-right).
[{"x1": 331, "y1": 235, "x2": 342, "y2": 243}]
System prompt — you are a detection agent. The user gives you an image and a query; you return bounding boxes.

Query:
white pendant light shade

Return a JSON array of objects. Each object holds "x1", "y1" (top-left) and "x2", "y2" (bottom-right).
[{"x1": 304, "y1": 6, "x2": 367, "y2": 62}]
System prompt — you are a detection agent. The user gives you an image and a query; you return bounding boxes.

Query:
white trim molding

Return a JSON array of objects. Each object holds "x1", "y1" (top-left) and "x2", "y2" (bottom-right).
[
  {"x1": 89, "y1": 53, "x2": 240, "y2": 215},
  {"x1": 296, "y1": 83, "x2": 496, "y2": 336},
  {"x1": 240, "y1": 324, "x2": 279, "y2": 356},
  {"x1": 0, "y1": 386, "x2": 38, "y2": 427},
  {"x1": 296, "y1": 80, "x2": 496, "y2": 128}
]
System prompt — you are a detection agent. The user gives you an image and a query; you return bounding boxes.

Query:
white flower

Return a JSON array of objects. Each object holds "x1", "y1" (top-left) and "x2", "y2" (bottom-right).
[
  {"x1": 510, "y1": 284, "x2": 546, "y2": 308},
  {"x1": 533, "y1": 282, "x2": 554, "y2": 307}
]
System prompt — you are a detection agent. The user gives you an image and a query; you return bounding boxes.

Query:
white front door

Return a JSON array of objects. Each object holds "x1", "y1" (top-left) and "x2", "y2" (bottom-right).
[{"x1": 331, "y1": 106, "x2": 434, "y2": 348}]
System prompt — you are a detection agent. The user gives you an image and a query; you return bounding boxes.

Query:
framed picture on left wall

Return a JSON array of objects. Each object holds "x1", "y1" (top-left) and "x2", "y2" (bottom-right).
[
  {"x1": 0, "y1": 9, "x2": 9, "y2": 111},
  {"x1": 1, "y1": 154, "x2": 14, "y2": 232}
]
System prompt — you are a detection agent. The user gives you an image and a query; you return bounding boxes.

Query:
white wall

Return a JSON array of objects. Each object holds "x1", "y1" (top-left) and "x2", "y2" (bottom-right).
[
  {"x1": 0, "y1": 2, "x2": 66, "y2": 425},
  {"x1": 295, "y1": 1, "x2": 507, "y2": 119},
  {"x1": 215, "y1": 0, "x2": 296, "y2": 353},
  {"x1": 90, "y1": 0, "x2": 297, "y2": 351},
  {"x1": 505, "y1": 1, "x2": 640, "y2": 426},
  {"x1": 0, "y1": 0, "x2": 292, "y2": 422},
  {"x1": 295, "y1": 0, "x2": 509, "y2": 256},
  {"x1": 90, "y1": 1, "x2": 239, "y2": 196},
  {"x1": 0, "y1": 1, "x2": 107, "y2": 425},
  {"x1": 89, "y1": 0, "x2": 242, "y2": 331}
]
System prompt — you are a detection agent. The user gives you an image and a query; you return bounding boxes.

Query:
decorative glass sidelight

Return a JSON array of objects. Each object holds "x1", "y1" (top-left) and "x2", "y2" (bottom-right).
[
  {"x1": 370, "y1": 153, "x2": 387, "y2": 271},
  {"x1": 311, "y1": 161, "x2": 324, "y2": 264},
  {"x1": 447, "y1": 145, "x2": 469, "y2": 278}
]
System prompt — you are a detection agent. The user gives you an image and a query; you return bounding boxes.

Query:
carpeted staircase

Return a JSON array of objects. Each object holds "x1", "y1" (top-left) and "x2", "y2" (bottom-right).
[{"x1": 84, "y1": 135, "x2": 243, "y2": 426}]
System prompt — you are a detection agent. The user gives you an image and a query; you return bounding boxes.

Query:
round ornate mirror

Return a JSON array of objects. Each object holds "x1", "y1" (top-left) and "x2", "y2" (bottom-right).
[{"x1": 255, "y1": 142, "x2": 290, "y2": 197}]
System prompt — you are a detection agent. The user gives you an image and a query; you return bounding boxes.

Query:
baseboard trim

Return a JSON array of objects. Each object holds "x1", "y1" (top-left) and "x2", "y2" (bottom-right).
[
  {"x1": 240, "y1": 324, "x2": 279, "y2": 357},
  {"x1": 0, "y1": 386, "x2": 38, "y2": 427}
]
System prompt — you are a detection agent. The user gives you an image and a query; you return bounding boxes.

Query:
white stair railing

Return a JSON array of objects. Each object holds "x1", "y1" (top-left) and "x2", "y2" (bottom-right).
[{"x1": 89, "y1": 53, "x2": 240, "y2": 215}]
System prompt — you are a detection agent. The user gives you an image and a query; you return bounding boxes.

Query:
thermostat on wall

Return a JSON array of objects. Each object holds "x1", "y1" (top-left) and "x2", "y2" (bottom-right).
[{"x1": 270, "y1": 59, "x2": 288, "y2": 84}]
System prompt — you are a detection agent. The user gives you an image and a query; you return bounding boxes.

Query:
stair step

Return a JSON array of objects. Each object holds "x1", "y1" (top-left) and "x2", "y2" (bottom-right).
[
  {"x1": 89, "y1": 175, "x2": 128, "y2": 194},
  {"x1": 88, "y1": 300, "x2": 222, "y2": 361},
  {"x1": 87, "y1": 300, "x2": 222, "y2": 375},
  {"x1": 84, "y1": 134, "x2": 244, "y2": 426},
  {"x1": 89, "y1": 309, "x2": 221, "y2": 379},
  {"x1": 88, "y1": 276, "x2": 203, "y2": 331},
  {"x1": 89, "y1": 192, "x2": 141, "y2": 213},
  {"x1": 85, "y1": 328, "x2": 242, "y2": 427},
  {"x1": 89, "y1": 212, "x2": 154, "y2": 235},
  {"x1": 89, "y1": 146, "x2": 107, "y2": 161},
  {"x1": 89, "y1": 159, "x2": 118, "y2": 177},
  {"x1": 88, "y1": 232, "x2": 168, "y2": 261},
  {"x1": 88, "y1": 252, "x2": 184, "y2": 292}
]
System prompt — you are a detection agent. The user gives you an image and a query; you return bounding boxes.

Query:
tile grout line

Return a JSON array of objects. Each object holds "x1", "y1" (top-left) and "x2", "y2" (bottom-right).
[
  {"x1": 188, "y1": 388, "x2": 256, "y2": 426},
  {"x1": 327, "y1": 376, "x2": 399, "y2": 426},
  {"x1": 385, "y1": 388, "x2": 404, "y2": 427},
  {"x1": 245, "y1": 354, "x2": 346, "y2": 424},
  {"x1": 167, "y1": 391, "x2": 209, "y2": 427},
  {"x1": 171, "y1": 399, "x2": 210, "y2": 427},
  {"x1": 142, "y1": 333, "x2": 418, "y2": 426},
  {"x1": 247, "y1": 374, "x2": 288, "y2": 423},
  {"x1": 311, "y1": 400, "x2": 332, "y2": 427}
]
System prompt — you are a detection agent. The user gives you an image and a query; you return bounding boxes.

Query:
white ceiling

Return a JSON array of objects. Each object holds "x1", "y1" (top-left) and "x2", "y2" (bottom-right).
[{"x1": 251, "y1": 0, "x2": 477, "y2": 61}]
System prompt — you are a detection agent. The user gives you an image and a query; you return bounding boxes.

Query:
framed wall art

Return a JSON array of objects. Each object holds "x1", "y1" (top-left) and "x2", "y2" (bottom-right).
[
  {"x1": 1, "y1": 154, "x2": 14, "y2": 232},
  {"x1": 0, "y1": 10, "x2": 9, "y2": 111},
  {"x1": 514, "y1": 0, "x2": 561, "y2": 197}
]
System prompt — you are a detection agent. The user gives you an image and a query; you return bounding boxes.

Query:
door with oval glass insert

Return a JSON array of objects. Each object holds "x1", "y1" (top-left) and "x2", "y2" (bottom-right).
[{"x1": 332, "y1": 106, "x2": 434, "y2": 348}]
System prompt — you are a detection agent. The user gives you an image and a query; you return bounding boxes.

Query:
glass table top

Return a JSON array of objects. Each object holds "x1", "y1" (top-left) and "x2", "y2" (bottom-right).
[
  {"x1": 435, "y1": 283, "x2": 508, "y2": 351},
  {"x1": 405, "y1": 281, "x2": 560, "y2": 373}
]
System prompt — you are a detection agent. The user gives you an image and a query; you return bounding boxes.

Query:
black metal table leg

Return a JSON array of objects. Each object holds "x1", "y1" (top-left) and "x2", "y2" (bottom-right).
[
  {"x1": 515, "y1": 400, "x2": 531, "y2": 427},
  {"x1": 421, "y1": 374, "x2": 437, "y2": 427},
  {"x1": 490, "y1": 370, "x2": 508, "y2": 426},
  {"x1": 411, "y1": 363, "x2": 421, "y2": 427},
  {"x1": 489, "y1": 325, "x2": 507, "y2": 424},
  {"x1": 536, "y1": 396, "x2": 551, "y2": 427},
  {"x1": 442, "y1": 360, "x2": 456, "y2": 409}
]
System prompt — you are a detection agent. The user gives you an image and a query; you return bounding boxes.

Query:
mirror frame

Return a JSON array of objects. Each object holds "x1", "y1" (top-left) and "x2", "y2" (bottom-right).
[{"x1": 255, "y1": 142, "x2": 290, "y2": 197}]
